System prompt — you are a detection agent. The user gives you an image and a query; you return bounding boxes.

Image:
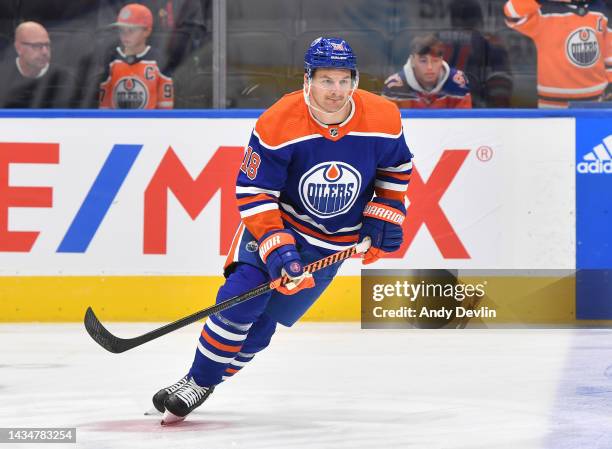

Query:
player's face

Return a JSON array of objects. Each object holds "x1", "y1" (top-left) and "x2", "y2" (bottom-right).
[
  {"x1": 306, "y1": 68, "x2": 354, "y2": 113},
  {"x1": 412, "y1": 54, "x2": 444, "y2": 89},
  {"x1": 119, "y1": 26, "x2": 150, "y2": 53}
]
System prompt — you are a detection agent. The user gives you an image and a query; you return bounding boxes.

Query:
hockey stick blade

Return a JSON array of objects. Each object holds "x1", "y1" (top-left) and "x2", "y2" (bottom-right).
[{"x1": 85, "y1": 238, "x2": 371, "y2": 354}]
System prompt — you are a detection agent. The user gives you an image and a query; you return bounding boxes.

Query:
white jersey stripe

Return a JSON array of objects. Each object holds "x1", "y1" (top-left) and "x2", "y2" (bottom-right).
[
  {"x1": 227, "y1": 224, "x2": 245, "y2": 266},
  {"x1": 539, "y1": 11, "x2": 605, "y2": 18},
  {"x1": 240, "y1": 203, "x2": 278, "y2": 218},
  {"x1": 293, "y1": 229, "x2": 355, "y2": 251},
  {"x1": 538, "y1": 102, "x2": 567, "y2": 109},
  {"x1": 348, "y1": 131, "x2": 403, "y2": 139},
  {"x1": 378, "y1": 161, "x2": 413, "y2": 172},
  {"x1": 375, "y1": 180, "x2": 408, "y2": 191},
  {"x1": 236, "y1": 186, "x2": 280, "y2": 197},
  {"x1": 280, "y1": 202, "x2": 362, "y2": 233},
  {"x1": 505, "y1": 1, "x2": 520, "y2": 19},
  {"x1": 253, "y1": 129, "x2": 322, "y2": 150},
  {"x1": 537, "y1": 82, "x2": 608, "y2": 95}
]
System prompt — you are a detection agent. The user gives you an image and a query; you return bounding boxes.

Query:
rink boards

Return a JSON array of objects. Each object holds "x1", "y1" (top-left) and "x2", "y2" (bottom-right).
[{"x1": 0, "y1": 109, "x2": 609, "y2": 322}]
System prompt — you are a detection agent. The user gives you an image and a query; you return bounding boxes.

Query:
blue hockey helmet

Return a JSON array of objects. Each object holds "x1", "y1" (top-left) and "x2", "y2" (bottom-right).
[{"x1": 304, "y1": 37, "x2": 358, "y2": 79}]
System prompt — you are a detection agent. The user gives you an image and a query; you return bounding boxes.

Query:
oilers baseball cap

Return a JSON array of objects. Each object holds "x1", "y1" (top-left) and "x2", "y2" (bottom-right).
[{"x1": 113, "y1": 3, "x2": 153, "y2": 29}]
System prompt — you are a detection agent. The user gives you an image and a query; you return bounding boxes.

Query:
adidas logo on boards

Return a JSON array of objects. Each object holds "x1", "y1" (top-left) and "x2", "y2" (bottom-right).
[{"x1": 577, "y1": 134, "x2": 612, "y2": 174}]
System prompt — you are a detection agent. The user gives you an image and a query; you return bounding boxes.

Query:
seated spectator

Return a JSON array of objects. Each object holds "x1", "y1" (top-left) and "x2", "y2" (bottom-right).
[
  {"x1": 0, "y1": 21, "x2": 74, "y2": 108},
  {"x1": 440, "y1": 0, "x2": 513, "y2": 107},
  {"x1": 382, "y1": 34, "x2": 472, "y2": 109},
  {"x1": 99, "y1": 3, "x2": 173, "y2": 109}
]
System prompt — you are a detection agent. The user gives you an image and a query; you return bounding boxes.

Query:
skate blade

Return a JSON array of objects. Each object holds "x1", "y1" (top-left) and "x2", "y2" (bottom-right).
[
  {"x1": 161, "y1": 410, "x2": 185, "y2": 425},
  {"x1": 144, "y1": 406, "x2": 162, "y2": 416}
]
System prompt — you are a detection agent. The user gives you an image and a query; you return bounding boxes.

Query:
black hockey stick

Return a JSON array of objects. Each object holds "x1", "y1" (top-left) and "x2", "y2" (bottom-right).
[{"x1": 84, "y1": 238, "x2": 371, "y2": 354}]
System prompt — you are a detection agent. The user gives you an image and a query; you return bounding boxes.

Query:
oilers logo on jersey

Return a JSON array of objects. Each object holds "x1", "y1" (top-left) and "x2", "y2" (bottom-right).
[
  {"x1": 299, "y1": 162, "x2": 362, "y2": 219},
  {"x1": 566, "y1": 28, "x2": 600, "y2": 67},
  {"x1": 113, "y1": 76, "x2": 149, "y2": 109},
  {"x1": 246, "y1": 240, "x2": 258, "y2": 252}
]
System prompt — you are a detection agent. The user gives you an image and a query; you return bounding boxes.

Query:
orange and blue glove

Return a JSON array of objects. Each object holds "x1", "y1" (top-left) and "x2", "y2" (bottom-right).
[
  {"x1": 258, "y1": 230, "x2": 315, "y2": 295},
  {"x1": 359, "y1": 197, "x2": 406, "y2": 265}
]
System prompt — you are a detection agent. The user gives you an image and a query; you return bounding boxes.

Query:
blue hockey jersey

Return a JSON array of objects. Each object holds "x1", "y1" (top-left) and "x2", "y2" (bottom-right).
[{"x1": 227, "y1": 88, "x2": 413, "y2": 264}]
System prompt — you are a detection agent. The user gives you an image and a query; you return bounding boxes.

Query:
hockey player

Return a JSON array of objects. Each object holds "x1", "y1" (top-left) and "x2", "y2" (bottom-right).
[
  {"x1": 153, "y1": 37, "x2": 413, "y2": 424},
  {"x1": 99, "y1": 3, "x2": 173, "y2": 109},
  {"x1": 382, "y1": 34, "x2": 473, "y2": 109},
  {"x1": 504, "y1": 0, "x2": 612, "y2": 108}
]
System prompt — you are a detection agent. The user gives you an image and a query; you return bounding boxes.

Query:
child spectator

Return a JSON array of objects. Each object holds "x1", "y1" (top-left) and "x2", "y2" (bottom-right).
[{"x1": 99, "y1": 3, "x2": 173, "y2": 109}]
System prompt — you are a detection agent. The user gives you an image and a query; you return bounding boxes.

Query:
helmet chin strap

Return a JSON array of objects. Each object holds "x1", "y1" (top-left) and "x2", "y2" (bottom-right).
[{"x1": 303, "y1": 77, "x2": 358, "y2": 119}]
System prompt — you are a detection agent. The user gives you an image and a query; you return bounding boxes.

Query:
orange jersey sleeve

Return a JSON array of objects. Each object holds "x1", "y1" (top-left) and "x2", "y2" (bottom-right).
[
  {"x1": 99, "y1": 77, "x2": 113, "y2": 109},
  {"x1": 504, "y1": 0, "x2": 542, "y2": 38},
  {"x1": 157, "y1": 72, "x2": 174, "y2": 109}
]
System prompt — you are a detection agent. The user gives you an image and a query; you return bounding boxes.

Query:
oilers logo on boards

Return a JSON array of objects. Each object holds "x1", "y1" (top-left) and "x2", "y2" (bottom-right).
[
  {"x1": 299, "y1": 161, "x2": 361, "y2": 218},
  {"x1": 566, "y1": 28, "x2": 600, "y2": 67},
  {"x1": 113, "y1": 77, "x2": 149, "y2": 109}
]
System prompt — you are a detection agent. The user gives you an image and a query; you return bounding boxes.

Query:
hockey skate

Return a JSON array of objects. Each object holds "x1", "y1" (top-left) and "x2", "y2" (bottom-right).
[
  {"x1": 150, "y1": 374, "x2": 189, "y2": 413},
  {"x1": 161, "y1": 377, "x2": 215, "y2": 425}
]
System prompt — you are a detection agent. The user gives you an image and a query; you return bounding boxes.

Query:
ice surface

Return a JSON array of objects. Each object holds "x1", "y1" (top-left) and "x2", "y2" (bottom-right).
[{"x1": 1, "y1": 323, "x2": 611, "y2": 449}]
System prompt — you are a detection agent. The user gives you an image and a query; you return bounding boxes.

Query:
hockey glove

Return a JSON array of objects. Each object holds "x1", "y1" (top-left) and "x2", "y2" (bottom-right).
[
  {"x1": 258, "y1": 230, "x2": 315, "y2": 295},
  {"x1": 359, "y1": 197, "x2": 406, "y2": 265}
]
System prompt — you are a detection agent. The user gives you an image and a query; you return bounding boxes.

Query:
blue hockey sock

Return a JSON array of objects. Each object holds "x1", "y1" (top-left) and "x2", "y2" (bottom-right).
[{"x1": 189, "y1": 263, "x2": 270, "y2": 386}]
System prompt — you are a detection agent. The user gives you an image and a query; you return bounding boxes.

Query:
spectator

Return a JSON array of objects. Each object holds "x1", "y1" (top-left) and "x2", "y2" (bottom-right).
[
  {"x1": 0, "y1": 21, "x2": 74, "y2": 108},
  {"x1": 382, "y1": 33, "x2": 472, "y2": 109},
  {"x1": 439, "y1": 0, "x2": 513, "y2": 107},
  {"x1": 99, "y1": 3, "x2": 173, "y2": 109},
  {"x1": 97, "y1": 0, "x2": 210, "y2": 74},
  {"x1": 504, "y1": 0, "x2": 611, "y2": 108}
]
